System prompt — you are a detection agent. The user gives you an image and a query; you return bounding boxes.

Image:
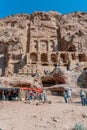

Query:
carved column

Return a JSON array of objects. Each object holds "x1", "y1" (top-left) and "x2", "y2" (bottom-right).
[
  {"x1": 48, "y1": 40, "x2": 50, "y2": 52},
  {"x1": 75, "y1": 52, "x2": 79, "y2": 62},
  {"x1": 57, "y1": 26, "x2": 61, "y2": 51},
  {"x1": 26, "y1": 53, "x2": 30, "y2": 64},
  {"x1": 48, "y1": 52, "x2": 51, "y2": 65},
  {"x1": 5, "y1": 54, "x2": 14, "y2": 76},
  {"x1": 37, "y1": 52, "x2": 41, "y2": 64},
  {"x1": 57, "y1": 52, "x2": 60, "y2": 64},
  {"x1": 26, "y1": 23, "x2": 31, "y2": 53},
  {"x1": 38, "y1": 40, "x2": 40, "y2": 52}
]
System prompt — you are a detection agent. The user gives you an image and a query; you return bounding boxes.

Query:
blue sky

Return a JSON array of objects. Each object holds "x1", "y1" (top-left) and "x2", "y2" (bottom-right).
[{"x1": 0, "y1": 0, "x2": 87, "y2": 18}]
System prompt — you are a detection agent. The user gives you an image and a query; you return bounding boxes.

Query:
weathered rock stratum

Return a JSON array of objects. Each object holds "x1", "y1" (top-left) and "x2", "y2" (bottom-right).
[{"x1": 0, "y1": 11, "x2": 87, "y2": 80}]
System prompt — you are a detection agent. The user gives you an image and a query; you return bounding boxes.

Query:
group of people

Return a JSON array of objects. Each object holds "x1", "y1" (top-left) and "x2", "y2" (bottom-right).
[
  {"x1": 63, "y1": 88, "x2": 72, "y2": 103},
  {"x1": 20, "y1": 90, "x2": 47, "y2": 103},
  {"x1": 0, "y1": 89, "x2": 19, "y2": 101},
  {"x1": 63, "y1": 88, "x2": 87, "y2": 106},
  {"x1": 0, "y1": 88, "x2": 47, "y2": 103}
]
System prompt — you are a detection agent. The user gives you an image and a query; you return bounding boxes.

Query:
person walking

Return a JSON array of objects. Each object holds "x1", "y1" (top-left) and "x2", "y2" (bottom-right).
[
  {"x1": 63, "y1": 90, "x2": 68, "y2": 103},
  {"x1": 67, "y1": 88, "x2": 72, "y2": 103},
  {"x1": 42, "y1": 90, "x2": 47, "y2": 103},
  {"x1": 80, "y1": 89, "x2": 86, "y2": 106}
]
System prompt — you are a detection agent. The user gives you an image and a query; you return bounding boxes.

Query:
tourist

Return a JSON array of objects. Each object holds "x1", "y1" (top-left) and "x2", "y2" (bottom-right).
[
  {"x1": 42, "y1": 90, "x2": 47, "y2": 103},
  {"x1": 2, "y1": 91, "x2": 5, "y2": 101},
  {"x1": 20, "y1": 90, "x2": 25, "y2": 101},
  {"x1": 80, "y1": 89, "x2": 86, "y2": 106},
  {"x1": 29, "y1": 90, "x2": 34, "y2": 100},
  {"x1": 38, "y1": 93, "x2": 42, "y2": 101},
  {"x1": 67, "y1": 88, "x2": 72, "y2": 103},
  {"x1": 63, "y1": 90, "x2": 68, "y2": 103}
]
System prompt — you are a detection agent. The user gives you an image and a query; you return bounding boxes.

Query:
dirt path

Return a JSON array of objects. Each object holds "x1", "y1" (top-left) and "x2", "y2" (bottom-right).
[{"x1": 0, "y1": 96, "x2": 87, "y2": 130}]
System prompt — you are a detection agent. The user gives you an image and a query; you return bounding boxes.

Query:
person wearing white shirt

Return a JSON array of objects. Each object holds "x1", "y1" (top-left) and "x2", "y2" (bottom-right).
[{"x1": 67, "y1": 88, "x2": 72, "y2": 103}]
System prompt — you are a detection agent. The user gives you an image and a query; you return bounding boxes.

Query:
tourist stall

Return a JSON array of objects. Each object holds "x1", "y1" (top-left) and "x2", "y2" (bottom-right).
[{"x1": 0, "y1": 86, "x2": 20, "y2": 101}]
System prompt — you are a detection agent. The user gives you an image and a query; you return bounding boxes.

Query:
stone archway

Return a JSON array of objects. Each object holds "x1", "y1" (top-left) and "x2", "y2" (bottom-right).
[
  {"x1": 68, "y1": 44, "x2": 76, "y2": 52},
  {"x1": 30, "y1": 52, "x2": 38, "y2": 62},
  {"x1": 60, "y1": 53, "x2": 68, "y2": 63},
  {"x1": 51, "y1": 54, "x2": 57, "y2": 63},
  {"x1": 33, "y1": 40, "x2": 38, "y2": 52},
  {"x1": 78, "y1": 53, "x2": 87, "y2": 62},
  {"x1": 71, "y1": 53, "x2": 76, "y2": 60},
  {"x1": 41, "y1": 53, "x2": 48, "y2": 62}
]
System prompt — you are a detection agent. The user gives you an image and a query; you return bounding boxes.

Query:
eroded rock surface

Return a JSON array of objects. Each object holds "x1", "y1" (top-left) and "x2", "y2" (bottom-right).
[{"x1": 0, "y1": 12, "x2": 87, "y2": 86}]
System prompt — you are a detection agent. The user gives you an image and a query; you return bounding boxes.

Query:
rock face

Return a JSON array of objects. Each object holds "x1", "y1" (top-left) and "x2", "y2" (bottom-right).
[
  {"x1": 77, "y1": 68, "x2": 87, "y2": 87},
  {"x1": 41, "y1": 65, "x2": 66, "y2": 87},
  {"x1": 0, "y1": 11, "x2": 87, "y2": 79}
]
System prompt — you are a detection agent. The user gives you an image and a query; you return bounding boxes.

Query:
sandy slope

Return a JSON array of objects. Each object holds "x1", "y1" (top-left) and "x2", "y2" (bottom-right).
[{"x1": 0, "y1": 96, "x2": 87, "y2": 130}]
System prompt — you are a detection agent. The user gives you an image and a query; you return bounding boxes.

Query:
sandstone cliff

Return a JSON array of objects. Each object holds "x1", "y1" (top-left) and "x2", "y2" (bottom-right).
[{"x1": 0, "y1": 11, "x2": 87, "y2": 79}]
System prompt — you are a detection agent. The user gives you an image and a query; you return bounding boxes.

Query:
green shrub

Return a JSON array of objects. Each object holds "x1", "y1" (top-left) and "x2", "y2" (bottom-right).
[{"x1": 74, "y1": 123, "x2": 85, "y2": 130}]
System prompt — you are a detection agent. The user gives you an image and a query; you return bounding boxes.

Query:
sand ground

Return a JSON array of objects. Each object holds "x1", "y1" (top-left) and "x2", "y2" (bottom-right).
[{"x1": 0, "y1": 96, "x2": 87, "y2": 130}]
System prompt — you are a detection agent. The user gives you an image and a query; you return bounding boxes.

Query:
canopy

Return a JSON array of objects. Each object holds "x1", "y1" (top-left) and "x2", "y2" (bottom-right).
[
  {"x1": 21, "y1": 87, "x2": 43, "y2": 93},
  {"x1": 32, "y1": 87, "x2": 43, "y2": 93},
  {"x1": 20, "y1": 87, "x2": 32, "y2": 91}
]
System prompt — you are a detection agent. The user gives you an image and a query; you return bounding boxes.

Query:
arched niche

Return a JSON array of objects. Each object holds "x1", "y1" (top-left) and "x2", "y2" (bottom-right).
[
  {"x1": 49, "y1": 40, "x2": 55, "y2": 52},
  {"x1": 30, "y1": 40, "x2": 38, "y2": 52},
  {"x1": 60, "y1": 53, "x2": 68, "y2": 63},
  {"x1": 30, "y1": 52, "x2": 38, "y2": 62},
  {"x1": 78, "y1": 53, "x2": 87, "y2": 62},
  {"x1": 71, "y1": 53, "x2": 76, "y2": 60},
  {"x1": 41, "y1": 53, "x2": 48, "y2": 62},
  {"x1": 33, "y1": 40, "x2": 38, "y2": 51},
  {"x1": 40, "y1": 40, "x2": 48, "y2": 52},
  {"x1": 51, "y1": 54, "x2": 57, "y2": 63},
  {"x1": 68, "y1": 44, "x2": 76, "y2": 52}
]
